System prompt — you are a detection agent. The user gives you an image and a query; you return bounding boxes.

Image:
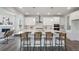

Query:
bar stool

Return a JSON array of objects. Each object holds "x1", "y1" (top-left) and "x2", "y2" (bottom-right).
[
  {"x1": 55, "y1": 32, "x2": 66, "y2": 51},
  {"x1": 59, "y1": 32, "x2": 66, "y2": 51},
  {"x1": 45, "y1": 32, "x2": 53, "y2": 51},
  {"x1": 20, "y1": 32, "x2": 31, "y2": 51},
  {"x1": 34, "y1": 32, "x2": 42, "y2": 51},
  {"x1": 4, "y1": 30, "x2": 14, "y2": 44}
]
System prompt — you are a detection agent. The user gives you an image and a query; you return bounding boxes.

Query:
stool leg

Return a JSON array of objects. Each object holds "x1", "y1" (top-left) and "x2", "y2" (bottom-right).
[
  {"x1": 26, "y1": 39, "x2": 28, "y2": 51},
  {"x1": 44, "y1": 39, "x2": 45, "y2": 51},
  {"x1": 55, "y1": 37, "x2": 58, "y2": 51},
  {"x1": 29, "y1": 39, "x2": 31, "y2": 51},
  {"x1": 59, "y1": 38, "x2": 61, "y2": 51},
  {"x1": 40, "y1": 39, "x2": 41, "y2": 51},
  {"x1": 23, "y1": 40, "x2": 25, "y2": 51},
  {"x1": 45, "y1": 40, "x2": 47, "y2": 51},
  {"x1": 20, "y1": 38, "x2": 22, "y2": 51},
  {"x1": 50, "y1": 40, "x2": 52, "y2": 49},
  {"x1": 46, "y1": 40, "x2": 47, "y2": 51},
  {"x1": 52, "y1": 39, "x2": 53, "y2": 50},
  {"x1": 33, "y1": 39, "x2": 35, "y2": 51},
  {"x1": 6, "y1": 38, "x2": 8, "y2": 44}
]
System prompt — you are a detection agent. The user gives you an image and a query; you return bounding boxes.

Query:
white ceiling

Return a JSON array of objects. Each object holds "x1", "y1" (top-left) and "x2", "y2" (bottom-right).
[{"x1": 15, "y1": 7, "x2": 79, "y2": 16}]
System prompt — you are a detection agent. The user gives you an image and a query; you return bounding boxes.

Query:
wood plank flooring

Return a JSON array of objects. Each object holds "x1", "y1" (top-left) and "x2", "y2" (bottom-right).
[
  {"x1": 0, "y1": 39, "x2": 17, "y2": 51},
  {"x1": 66, "y1": 39, "x2": 79, "y2": 51},
  {"x1": 0, "y1": 37, "x2": 79, "y2": 51}
]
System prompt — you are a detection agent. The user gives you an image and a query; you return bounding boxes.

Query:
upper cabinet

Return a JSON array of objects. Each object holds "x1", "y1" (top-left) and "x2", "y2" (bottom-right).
[
  {"x1": 42, "y1": 17, "x2": 60, "y2": 25},
  {"x1": 24, "y1": 16, "x2": 60, "y2": 26}
]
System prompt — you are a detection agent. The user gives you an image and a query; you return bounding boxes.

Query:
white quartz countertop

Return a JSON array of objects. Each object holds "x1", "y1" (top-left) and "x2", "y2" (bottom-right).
[{"x1": 14, "y1": 29, "x2": 61, "y2": 35}]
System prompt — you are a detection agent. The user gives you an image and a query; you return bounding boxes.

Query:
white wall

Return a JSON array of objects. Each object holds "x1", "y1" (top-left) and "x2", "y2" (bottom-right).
[
  {"x1": 0, "y1": 8, "x2": 16, "y2": 32},
  {"x1": 0, "y1": 8, "x2": 25, "y2": 33},
  {"x1": 66, "y1": 10, "x2": 79, "y2": 41},
  {"x1": 15, "y1": 14, "x2": 25, "y2": 32},
  {"x1": 25, "y1": 17, "x2": 36, "y2": 25},
  {"x1": 0, "y1": 8, "x2": 17, "y2": 27},
  {"x1": 70, "y1": 10, "x2": 79, "y2": 20},
  {"x1": 0, "y1": 8, "x2": 17, "y2": 37}
]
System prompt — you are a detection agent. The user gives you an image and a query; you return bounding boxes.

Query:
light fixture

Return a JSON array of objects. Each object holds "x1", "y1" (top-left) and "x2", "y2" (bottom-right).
[
  {"x1": 33, "y1": 18, "x2": 35, "y2": 22},
  {"x1": 25, "y1": 12, "x2": 29, "y2": 15},
  {"x1": 51, "y1": 19, "x2": 53, "y2": 21},
  {"x1": 47, "y1": 12, "x2": 50, "y2": 15},
  {"x1": 57, "y1": 12, "x2": 62, "y2": 15},
  {"x1": 37, "y1": 12, "x2": 40, "y2": 15},
  {"x1": 67, "y1": 7, "x2": 71, "y2": 10},
  {"x1": 19, "y1": 7, "x2": 23, "y2": 9}
]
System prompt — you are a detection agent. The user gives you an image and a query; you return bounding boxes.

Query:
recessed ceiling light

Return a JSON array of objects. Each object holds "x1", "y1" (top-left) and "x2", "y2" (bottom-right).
[
  {"x1": 47, "y1": 12, "x2": 50, "y2": 15},
  {"x1": 67, "y1": 7, "x2": 71, "y2": 10},
  {"x1": 33, "y1": 18, "x2": 35, "y2": 22},
  {"x1": 37, "y1": 12, "x2": 40, "y2": 15},
  {"x1": 51, "y1": 19, "x2": 53, "y2": 21},
  {"x1": 19, "y1": 7, "x2": 23, "y2": 9},
  {"x1": 57, "y1": 12, "x2": 62, "y2": 15},
  {"x1": 25, "y1": 12, "x2": 29, "y2": 15}
]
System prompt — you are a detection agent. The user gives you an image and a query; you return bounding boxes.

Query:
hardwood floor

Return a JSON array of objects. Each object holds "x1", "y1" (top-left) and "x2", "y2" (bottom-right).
[
  {"x1": 66, "y1": 39, "x2": 79, "y2": 51},
  {"x1": 0, "y1": 37, "x2": 79, "y2": 51},
  {"x1": 0, "y1": 39, "x2": 17, "y2": 51}
]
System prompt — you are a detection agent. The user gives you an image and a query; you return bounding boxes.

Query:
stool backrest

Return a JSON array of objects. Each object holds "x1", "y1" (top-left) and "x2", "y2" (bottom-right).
[
  {"x1": 59, "y1": 32, "x2": 67, "y2": 50},
  {"x1": 46, "y1": 32, "x2": 53, "y2": 40},
  {"x1": 20, "y1": 32, "x2": 28, "y2": 39},
  {"x1": 59, "y1": 32, "x2": 66, "y2": 40},
  {"x1": 4, "y1": 30, "x2": 14, "y2": 38},
  {"x1": 34, "y1": 32, "x2": 42, "y2": 40}
]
